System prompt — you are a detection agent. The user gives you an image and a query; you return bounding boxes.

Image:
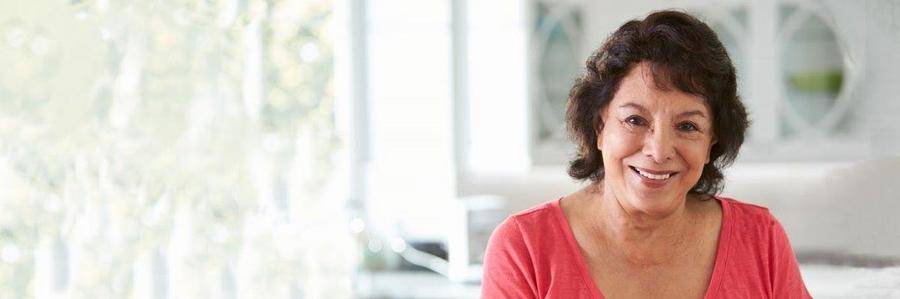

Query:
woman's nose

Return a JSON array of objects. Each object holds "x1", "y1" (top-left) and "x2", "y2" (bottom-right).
[{"x1": 643, "y1": 127, "x2": 675, "y2": 163}]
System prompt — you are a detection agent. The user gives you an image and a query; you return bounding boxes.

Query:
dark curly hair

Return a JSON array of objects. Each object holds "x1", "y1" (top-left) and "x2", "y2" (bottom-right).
[{"x1": 566, "y1": 10, "x2": 749, "y2": 196}]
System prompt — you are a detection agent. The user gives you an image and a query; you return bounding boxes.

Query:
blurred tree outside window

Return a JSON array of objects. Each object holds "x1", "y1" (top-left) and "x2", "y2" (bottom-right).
[{"x1": 0, "y1": 0, "x2": 354, "y2": 298}]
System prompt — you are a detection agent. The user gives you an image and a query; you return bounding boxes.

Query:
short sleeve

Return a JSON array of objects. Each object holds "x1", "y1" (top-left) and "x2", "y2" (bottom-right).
[
  {"x1": 481, "y1": 217, "x2": 538, "y2": 299},
  {"x1": 769, "y1": 217, "x2": 813, "y2": 298}
]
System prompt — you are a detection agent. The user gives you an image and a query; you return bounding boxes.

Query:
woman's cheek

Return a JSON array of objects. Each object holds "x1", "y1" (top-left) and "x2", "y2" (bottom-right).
[{"x1": 682, "y1": 141, "x2": 713, "y2": 168}]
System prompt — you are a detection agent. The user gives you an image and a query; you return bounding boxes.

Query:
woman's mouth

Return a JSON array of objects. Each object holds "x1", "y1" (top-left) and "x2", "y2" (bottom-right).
[{"x1": 629, "y1": 166, "x2": 678, "y2": 181}]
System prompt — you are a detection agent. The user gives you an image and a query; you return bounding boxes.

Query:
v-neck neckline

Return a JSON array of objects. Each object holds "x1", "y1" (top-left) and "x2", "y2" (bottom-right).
[{"x1": 550, "y1": 197, "x2": 734, "y2": 299}]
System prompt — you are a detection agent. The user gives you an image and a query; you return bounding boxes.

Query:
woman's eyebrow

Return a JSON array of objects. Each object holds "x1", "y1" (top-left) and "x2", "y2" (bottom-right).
[
  {"x1": 677, "y1": 110, "x2": 707, "y2": 119},
  {"x1": 618, "y1": 103, "x2": 707, "y2": 119},
  {"x1": 617, "y1": 102, "x2": 648, "y2": 113}
]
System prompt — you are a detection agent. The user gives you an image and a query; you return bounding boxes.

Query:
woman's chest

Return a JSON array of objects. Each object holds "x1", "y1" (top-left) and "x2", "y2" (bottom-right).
[
  {"x1": 580, "y1": 231, "x2": 720, "y2": 298},
  {"x1": 586, "y1": 259, "x2": 715, "y2": 298}
]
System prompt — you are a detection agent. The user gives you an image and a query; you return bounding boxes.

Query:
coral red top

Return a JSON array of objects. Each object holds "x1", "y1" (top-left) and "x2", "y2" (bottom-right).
[{"x1": 481, "y1": 197, "x2": 811, "y2": 298}]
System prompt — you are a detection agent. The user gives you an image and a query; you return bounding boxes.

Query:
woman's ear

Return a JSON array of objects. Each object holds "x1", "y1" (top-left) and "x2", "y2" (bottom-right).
[
  {"x1": 594, "y1": 111, "x2": 606, "y2": 151},
  {"x1": 706, "y1": 138, "x2": 717, "y2": 164}
]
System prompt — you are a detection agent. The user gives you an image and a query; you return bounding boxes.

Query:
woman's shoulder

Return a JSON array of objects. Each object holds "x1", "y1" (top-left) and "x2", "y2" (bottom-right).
[
  {"x1": 509, "y1": 199, "x2": 561, "y2": 224},
  {"x1": 718, "y1": 196, "x2": 779, "y2": 226},
  {"x1": 488, "y1": 199, "x2": 566, "y2": 246},
  {"x1": 483, "y1": 198, "x2": 586, "y2": 298},
  {"x1": 494, "y1": 199, "x2": 562, "y2": 234},
  {"x1": 716, "y1": 196, "x2": 793, "y2": 253},
  {"x1": 713, "y1": 196, "x2": 810, "y2": 297}
]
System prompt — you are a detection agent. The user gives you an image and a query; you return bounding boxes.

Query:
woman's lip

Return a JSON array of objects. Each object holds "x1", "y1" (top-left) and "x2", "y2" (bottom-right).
[
  {"x1": 630, "y1": 166, "x2": 678, "y2": 175},
  {"x1": 629, "y1": 166, "x2": 676, "y2": 188}
]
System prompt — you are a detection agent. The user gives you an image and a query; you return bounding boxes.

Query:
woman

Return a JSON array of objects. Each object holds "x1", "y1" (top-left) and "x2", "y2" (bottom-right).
[{"x1": 482, "y1": 10, "x2": 811, "y2": 298}]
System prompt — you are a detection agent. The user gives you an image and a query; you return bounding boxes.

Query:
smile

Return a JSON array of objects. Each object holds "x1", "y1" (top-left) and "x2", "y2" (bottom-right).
[{"x1": 629, "y1": 166, "x2": 678, "y2": 181}]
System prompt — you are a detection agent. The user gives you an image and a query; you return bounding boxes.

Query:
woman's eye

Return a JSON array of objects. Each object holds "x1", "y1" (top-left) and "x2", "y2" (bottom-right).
[
  {"x1": 678, "y1": 122, "x2": 699, "y2": 132},
  {"x1": 625, "y1": 115, "x2": 647, "y2": 126}
]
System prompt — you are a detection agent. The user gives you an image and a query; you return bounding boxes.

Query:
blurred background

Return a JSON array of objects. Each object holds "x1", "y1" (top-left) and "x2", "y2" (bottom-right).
[{"x1": 1, "y1": 0, "x2": 899, "y2": 298}]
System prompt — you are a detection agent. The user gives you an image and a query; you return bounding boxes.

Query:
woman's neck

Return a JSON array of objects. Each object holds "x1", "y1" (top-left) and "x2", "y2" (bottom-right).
[{"x1": 585, "y1": 182, "x2": 697, "y2": 267}]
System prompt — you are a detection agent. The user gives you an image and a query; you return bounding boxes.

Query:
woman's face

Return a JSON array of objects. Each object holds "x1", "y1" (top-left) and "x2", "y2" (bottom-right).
[{"x1": 598, "y1": 63, "x2": 716, "y2": 217}]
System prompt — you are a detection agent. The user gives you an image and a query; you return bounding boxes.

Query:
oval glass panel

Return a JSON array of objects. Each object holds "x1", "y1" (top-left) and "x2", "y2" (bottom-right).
[
  {"x1": 536, "y1": 6, "x2": 581, "y2": 142},
  {"x1": 781, "y1": 7, "x2": 845, "y2": 134}
]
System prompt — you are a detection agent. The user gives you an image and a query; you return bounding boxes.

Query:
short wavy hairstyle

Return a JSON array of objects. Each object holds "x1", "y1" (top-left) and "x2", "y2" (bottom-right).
[{"x1": 566, "y1": 10, "x2": 749, "y2": 196}]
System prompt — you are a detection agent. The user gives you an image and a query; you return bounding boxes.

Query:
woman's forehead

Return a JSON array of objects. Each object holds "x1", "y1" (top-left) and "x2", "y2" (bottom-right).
[{"x1": 612, "y1": 63, "x2": 710, "y2": 114}]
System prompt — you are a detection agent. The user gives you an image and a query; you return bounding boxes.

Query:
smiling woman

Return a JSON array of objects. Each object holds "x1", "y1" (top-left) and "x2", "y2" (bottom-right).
[
  {"x1": 482, "y1": 10, "x2": 811, "y2": 298},
  {"x1": 596, "y1": 62, "x2": 717, "y2": 218}
]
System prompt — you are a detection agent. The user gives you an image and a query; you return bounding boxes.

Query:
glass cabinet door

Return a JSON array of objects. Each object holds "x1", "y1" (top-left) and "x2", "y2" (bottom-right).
[
  {"x1": 531, "y1": 1, "x2": 583, "y2": 164},
  {"x1": 779, "y1": 3, "x2": 853, "y2": 138}
]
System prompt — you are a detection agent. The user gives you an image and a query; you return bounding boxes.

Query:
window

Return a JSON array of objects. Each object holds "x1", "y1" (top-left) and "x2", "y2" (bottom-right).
[{"x1": 0, "y1": 1, "x2": 353, "y2": 297}]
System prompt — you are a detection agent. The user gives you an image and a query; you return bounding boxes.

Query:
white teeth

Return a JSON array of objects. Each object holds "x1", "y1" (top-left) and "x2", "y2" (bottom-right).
[{"x1": 637, "y1": 169, "x2": 671, "y2": 180}]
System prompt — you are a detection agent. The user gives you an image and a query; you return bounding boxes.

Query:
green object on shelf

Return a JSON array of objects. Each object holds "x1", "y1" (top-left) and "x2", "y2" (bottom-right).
[{"x1": 787, "y1": 70, "x2": 844, "y2": 94}]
